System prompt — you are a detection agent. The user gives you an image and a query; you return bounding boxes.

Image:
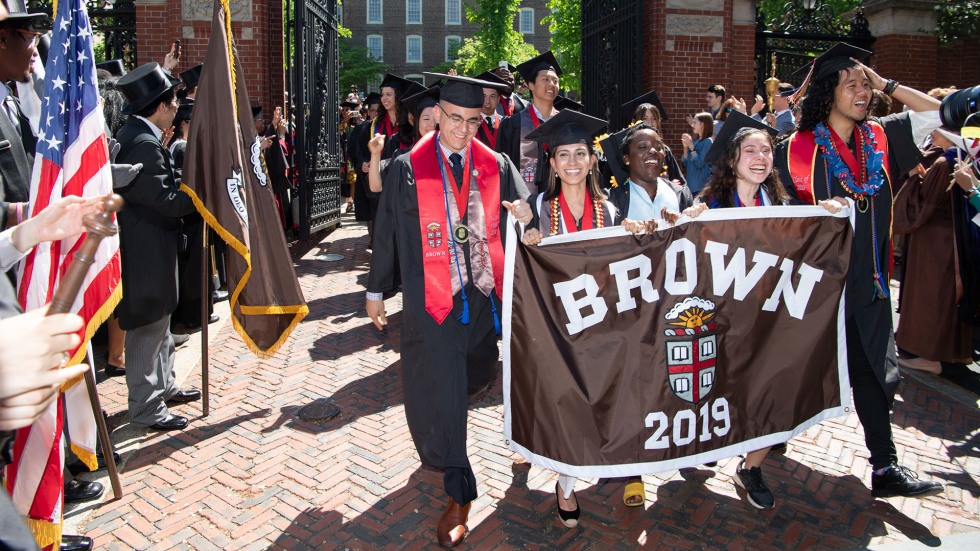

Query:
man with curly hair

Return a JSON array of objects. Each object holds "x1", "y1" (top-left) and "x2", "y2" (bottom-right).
[{"x1": 775, "y1": 43, "x2": 944, "y2": 499}]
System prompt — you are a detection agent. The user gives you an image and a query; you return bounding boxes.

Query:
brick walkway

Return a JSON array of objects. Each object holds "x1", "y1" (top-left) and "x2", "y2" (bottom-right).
[{"x1": 71, "y1": 214, "x2": 980, "y2": 550}]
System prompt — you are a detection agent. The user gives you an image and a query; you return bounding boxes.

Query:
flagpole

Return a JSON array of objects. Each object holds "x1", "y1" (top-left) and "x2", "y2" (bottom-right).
[
  {"x1": 49, "y1": 194, "x2": 125, "y2": 499},
  {"x1": 201, "y1": 225, "x2": 210, "y2": 417}
]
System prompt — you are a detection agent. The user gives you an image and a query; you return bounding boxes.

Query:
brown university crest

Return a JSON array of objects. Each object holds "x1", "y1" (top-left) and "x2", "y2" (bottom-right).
[
  {"x1": 664, "y1": 297, "x2": 718, "y2": 404},
  {"x1": 426, "y1": 222, "x2": 442, "y2": 248}
]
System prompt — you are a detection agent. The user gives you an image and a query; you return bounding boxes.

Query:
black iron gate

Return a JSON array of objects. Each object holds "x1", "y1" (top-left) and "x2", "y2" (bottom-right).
[
  {"x1": 755, "y1": 2, "x2": 874, "y2": 93},
  {"x1": 581, "y1": 0, "x2": 643, "y2": 127},
  {"x1": 287, "y1": 0, "x2": 342, "y2": 240},
  {"x1": 27, "y1": 1, "x2": 137, "y2": 69}
]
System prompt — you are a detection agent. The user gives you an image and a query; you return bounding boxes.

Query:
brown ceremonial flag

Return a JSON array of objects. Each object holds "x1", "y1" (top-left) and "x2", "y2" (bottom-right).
[
  {"x1": 180, "y1": 0, "x2": 308, "y2": 357},
  {"x1": 503, "y1": 206, "x2": 853, "y2": 477}
]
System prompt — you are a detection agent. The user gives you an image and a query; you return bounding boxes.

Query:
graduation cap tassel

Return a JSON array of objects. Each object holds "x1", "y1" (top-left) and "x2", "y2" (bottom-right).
[
  {"x1": 790, "y1": 60, "x2": 816, "y2": 106},
  {"x1": 456, "y1": 292, "x2": 470, "y2": 325}
]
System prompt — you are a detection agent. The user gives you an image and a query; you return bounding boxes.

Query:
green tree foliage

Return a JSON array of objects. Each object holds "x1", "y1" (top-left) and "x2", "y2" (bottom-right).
[
  {"x1": 542, "y1": 0, "x2": 581, "y2": 94},
  {"x1": 451, "y1": 0, "x2": 538, "y2": 75},
  {"x1": 757, "y1": 0, "x2": 860, "y2": 29},
  {"x1": 339, "y1": 38, "x2": 390, "y2": 92},
  {"x1": 937, "y1": 0, "x2": 980, "y2": 44}
]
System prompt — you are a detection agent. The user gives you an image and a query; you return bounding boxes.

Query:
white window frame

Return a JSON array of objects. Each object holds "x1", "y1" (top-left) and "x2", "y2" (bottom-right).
[
  {"x1": 445, "y1": 35, "x2": 461, "y2": 62},
  {"x1": 337, "y1": 3, "x2": 343, "y2": 26},
  {"x1": 519, "y1": 8, "x2": 534, "y2": 35},
  {"x1": 406, "y1": 0, "x2": 422, "y2": 25},
  {"x1": 367, "y1": 35, "x2": 384, "y2": 60},
  {"x1": 367, "y1": 0, "x2": 383, "y2": 24},
  {"x1": 405, "y1": 74, "x2": 425, "y2": 86},
  {"x1": 445, "y1": 0, "x2": 461, "y2": 25},
  {"x1": 406, "y1": 35, "x2": 423, "y2": 64}
]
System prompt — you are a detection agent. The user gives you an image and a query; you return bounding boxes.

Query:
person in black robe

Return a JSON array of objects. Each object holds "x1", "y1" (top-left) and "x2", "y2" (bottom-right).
[
  {"x1": 495, "y1": 51, "x2": 563, "y2": 195},
  {"x1": 621, "y1": 90, "x2": 686, "y2": 185},
  {"x1": 773, "y1": 43, "x2": 944, "y2": 499},
  {"x1": 491, "y1": 63, "x2": 528, "y2": 117},
  {"x1": 348, "y1": 93, "x2": 380, "y2": 227},
  {"x1": 366, "y1": 73, "x2": 530, "y2": 547}
]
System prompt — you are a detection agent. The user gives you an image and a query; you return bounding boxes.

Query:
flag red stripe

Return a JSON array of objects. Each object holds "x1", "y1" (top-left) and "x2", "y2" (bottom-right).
[
  {"x1": 64, "y1": 137, "x2": 108, "y2": 197},
  {"x1": 27, "y1": 401, "x2": 62, "y2": 518},
  {"x1": 17, "y1": 159, "x2": 63, "y2": 307}
]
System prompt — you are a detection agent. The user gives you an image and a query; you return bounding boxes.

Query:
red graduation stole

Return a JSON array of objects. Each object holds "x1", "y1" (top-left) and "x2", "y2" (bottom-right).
[
  {"x1": 412, "y1": 132, "x2": 504, "y2": 324},
  {"x1": 787, "y1": 123, "x2": 891, "y2": 205}
]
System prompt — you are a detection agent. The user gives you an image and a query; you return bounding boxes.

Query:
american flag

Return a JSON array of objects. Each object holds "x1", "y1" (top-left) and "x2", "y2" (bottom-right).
[{"x1": 4, "y1": 0, "x2": 120, "y2": 548}]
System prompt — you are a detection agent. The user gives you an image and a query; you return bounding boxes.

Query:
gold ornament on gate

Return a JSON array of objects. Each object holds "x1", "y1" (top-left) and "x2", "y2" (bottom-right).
[{"x1": 765, "y1": 54, "x2": 780, "y2": 111}]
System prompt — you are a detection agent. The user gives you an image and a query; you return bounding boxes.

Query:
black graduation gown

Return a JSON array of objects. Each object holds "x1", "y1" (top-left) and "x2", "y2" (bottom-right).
[
  {"x1": 663, "y1": 146, "x2": 686, "y2": 185},
  {"x1": 367, "y1": 142, "x2": 528, "y2": 504},
  {"x1": 348, "y1": 119, "x2": 372, "y2": 222},
  {"x1": 170, "y1": 139, "x2": 214, "y2": 328},
  {"x1": 495, "y1": 107, "x2": 550, "y2": 195},
  {"x1": 495, "y1": 93, "x2": 528, "y2": 117},
  {"x1": 775, "y1": 113, "x2": 922, "y2": 400}
]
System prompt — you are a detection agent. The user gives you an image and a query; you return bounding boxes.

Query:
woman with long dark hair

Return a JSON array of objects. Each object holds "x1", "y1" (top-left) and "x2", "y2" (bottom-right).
[{"x1": 684, "y1": 112, "x2": 844, "y2": 510}]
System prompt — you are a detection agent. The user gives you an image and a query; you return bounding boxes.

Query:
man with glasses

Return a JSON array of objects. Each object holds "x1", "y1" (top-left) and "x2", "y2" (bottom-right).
[{"x1": 366, "y1": 73, "x2": 530, "y2": 548}]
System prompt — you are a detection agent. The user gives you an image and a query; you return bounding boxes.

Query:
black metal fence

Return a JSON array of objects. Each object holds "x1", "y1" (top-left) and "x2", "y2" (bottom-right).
[
  {"x1": 581, "y1": 0, "x2": 643, "y2": 127},
  {"x1": 287, "y1": 0, "x2": 342, "y2": 240},
  {"x1": 28, "y1": 1, "x2": 138, "y2": 69}
]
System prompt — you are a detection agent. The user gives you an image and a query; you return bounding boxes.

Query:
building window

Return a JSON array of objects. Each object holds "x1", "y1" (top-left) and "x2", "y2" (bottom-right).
[
  {"x1": 337, "y1": 4, "x2": 343, "y2": 26},
  {"x1": 519, "y1": 8, "x2": 534, "y2": 35},
  {"x1": 367, "y1": 0, "x2": 382, "y2": 24},
  {"x1": 445, "y1": 0, "x2": 461, "y2": 25},
  {"x1": 406, "y1": 74, "x2": 425, "y2": 86},
  {"x1": 368, "y1": 75, "x2": 382, "y2": 93},
  {"x1": 406, "y1": 35, "x2": 422, "y2": 64},
  {"x1": 445, "y1": 35, "x2": 461, "y2": 62},
  {"x1": 367, "y1": 35, "x2": 384, "y2": 60},
  {"x1": 407, "y1": 0, "x2": 422, "y2": 24}
]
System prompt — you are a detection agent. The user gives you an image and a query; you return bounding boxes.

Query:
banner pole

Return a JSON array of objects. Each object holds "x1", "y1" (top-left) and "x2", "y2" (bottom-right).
[{"x1": 201, "y1": 227, "x2": 210, "y2": 417}]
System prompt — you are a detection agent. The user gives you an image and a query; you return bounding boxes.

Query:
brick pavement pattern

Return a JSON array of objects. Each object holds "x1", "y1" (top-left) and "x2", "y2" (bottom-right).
[{"x1": 79, "y1": 220, "x2": 980, "y2": 550}]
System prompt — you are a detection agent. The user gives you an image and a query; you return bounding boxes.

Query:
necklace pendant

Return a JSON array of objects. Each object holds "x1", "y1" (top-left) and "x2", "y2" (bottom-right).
[
  {"x1": 856, "y1": 196, "x2": 870, "y2": 213},
  {"x1": 453, "y1": 222, "x2": 470, "y2": 244},
  {"x1": 472, "y1": 169, "x2": 479, "y2": 177}
]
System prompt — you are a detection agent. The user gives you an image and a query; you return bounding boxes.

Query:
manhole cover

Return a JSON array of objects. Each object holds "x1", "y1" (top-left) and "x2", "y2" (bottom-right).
[
  {"x1": 297, "y1": 399, "x2": 340, "y2": 421},
  {"x1": 314, "y1": 253, "x2": 344, "y2": 262}
]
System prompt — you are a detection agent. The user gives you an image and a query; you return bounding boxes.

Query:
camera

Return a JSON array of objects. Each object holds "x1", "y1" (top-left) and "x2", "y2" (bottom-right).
[{"x1": 940, "y1": 85, "x2": 980, "y2": 131}]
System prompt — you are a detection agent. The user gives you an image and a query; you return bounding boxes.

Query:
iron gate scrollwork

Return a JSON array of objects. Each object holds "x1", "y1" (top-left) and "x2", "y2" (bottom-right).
[
  {"x1": 288, "y1": 0, "x2": 342, "y2": 240},
  {"x1": 581, "y1": 0, "x2": 643, "y2": 128},
  {"x1": 755, "y1": 1, "x2": 874, "y2": 93},
  {"x1": 27, "y1": 1, "x2": 137, "y2": 69}
]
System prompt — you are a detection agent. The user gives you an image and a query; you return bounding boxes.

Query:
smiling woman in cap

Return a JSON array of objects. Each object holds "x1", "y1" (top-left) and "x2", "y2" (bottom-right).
[{"x1": 367, "y1": 84, "x2": 441, "y2": 193}]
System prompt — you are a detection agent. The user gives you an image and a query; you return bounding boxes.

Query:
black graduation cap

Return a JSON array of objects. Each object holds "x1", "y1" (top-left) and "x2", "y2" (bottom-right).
[
  {"x1": 474, "y1": 71, "x2": 510, "y2": 88},
  {"x1": 403, "y1": 80, "x2": 428, "y2": 101},
  {"x1": 402, "y1": 84, "x2": 441, "y2": 120},
  {"x1": 704, "y1": 110, "x2": 777, "y2": 165},
  {"x1": 599, "y1": 127, "x2": 630, "y2": 187},
  {"x1": 340, "y1": 100, "x2": 360, "y2": 109},
  {"x1": 363, "y1": 92, "x2": 381, "y2": 106},
  {"x1": 621, "y1": 90, "x2": 668, "y2": 125},
  {"x1": 251, "y1": 105, "x2": 263, "y2": 120},
  {"x1": 379, "y1": 73, "x2": 415, "y2": 96},
  {"x1": 422, "y1": 72, "x2": 507, "y2": 109},
  {"x1": 174, "y1": 98, "x2": 195, "y2": 124},
  {"x1": 524, "y1": 110, "x2": 607, "y2": 154},
  {"x1": 554, "y1": 95, "x2": 584, "y2": 112},
  {"x1": 96, "y1": 59, "x2": 126, "y2": 78},
  {"x1": 515, "y1": 51, "x2": 563, "y2": 84},
  {"x1": 791, "y1": 43, "x2": 873, "y2": 103},
  {"x1": 180, "y1": 64, "x2": 203, "y2": 90}
]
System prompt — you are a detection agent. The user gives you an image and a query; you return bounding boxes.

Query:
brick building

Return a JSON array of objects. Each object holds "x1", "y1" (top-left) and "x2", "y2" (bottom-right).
[{"x1": 341, "y1": 0, "x2": 552, "y2": 88}]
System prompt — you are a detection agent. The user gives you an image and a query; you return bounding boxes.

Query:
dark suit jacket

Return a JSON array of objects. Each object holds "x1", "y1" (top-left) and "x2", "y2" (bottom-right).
[
  {"x1": 114, "y1": 117, "x2": 195, "y2": 330},
  {"x1": 0, "y1": 96, "x2": 36, "y2": 229},
  {"x1": 496, "y1": 93, "x2": 528, "y2": 117}
]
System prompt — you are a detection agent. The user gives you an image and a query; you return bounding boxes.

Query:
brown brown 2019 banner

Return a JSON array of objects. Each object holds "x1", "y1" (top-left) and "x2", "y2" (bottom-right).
[{"x1": 502, "y1": 206, "x2": 854, "y2": 478}]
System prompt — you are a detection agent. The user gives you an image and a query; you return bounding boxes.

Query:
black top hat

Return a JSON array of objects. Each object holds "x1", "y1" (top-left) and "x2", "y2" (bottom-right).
[
  {"x1": 116, "y1": 62, "x2": 181, "y2": 116},
  {"x1": 96, "y1": 59, "x2": 126, "y2": 78},
  {"x1": 3, "y1": 0, "x2": 46, "y2": 23},
  {"x1": 179, "y1": 64, "x2": 203, "y2": 90}
]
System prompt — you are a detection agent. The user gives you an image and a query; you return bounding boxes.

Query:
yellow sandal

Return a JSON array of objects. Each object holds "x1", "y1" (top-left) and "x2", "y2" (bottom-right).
[{"x1": 623, "y1": 478, "x2": 645, "y2": 507}]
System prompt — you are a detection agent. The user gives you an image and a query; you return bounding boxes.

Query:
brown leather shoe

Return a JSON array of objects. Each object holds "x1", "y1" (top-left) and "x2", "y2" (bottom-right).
[{"x1": 436, "y1": 497, "x2": 471, "y2": 548}]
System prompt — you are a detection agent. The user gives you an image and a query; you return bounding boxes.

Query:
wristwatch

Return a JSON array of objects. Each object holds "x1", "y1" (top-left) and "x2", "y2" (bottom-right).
[{"x1": 883, "y1": 79, "x2": 900, "y2": 96}]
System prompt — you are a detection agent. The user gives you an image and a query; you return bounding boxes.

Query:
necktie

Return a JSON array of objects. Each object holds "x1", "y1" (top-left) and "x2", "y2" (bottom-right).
[
  {"x1": 3, "y1": 96, "x2": 20, "y2": 134},
  {"x1": 449, "y1": 152, "x2": 463, "y2": 188},
  {"x1": 486, "y1": 117, "x2": 494, "y2": 131}
]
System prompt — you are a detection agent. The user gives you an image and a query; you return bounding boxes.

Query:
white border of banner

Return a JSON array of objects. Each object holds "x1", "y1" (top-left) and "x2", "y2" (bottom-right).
[{"x1": 502, "y1": 205, "x2": 853, "y2": 479}]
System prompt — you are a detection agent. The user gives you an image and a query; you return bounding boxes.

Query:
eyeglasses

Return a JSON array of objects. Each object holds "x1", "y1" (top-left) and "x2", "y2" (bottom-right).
[
  {"x1": 443, "y1": 113, "x2": 481, "y2": 131},
  {"x1": 14, "y1": 29, "x2": 41, "y2": 47}
]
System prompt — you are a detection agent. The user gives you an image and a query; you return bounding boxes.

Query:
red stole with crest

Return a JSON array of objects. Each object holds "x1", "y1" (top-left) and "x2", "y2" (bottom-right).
[{"x1": 411, "y1": 132, "x2": 504, "y2": 324}]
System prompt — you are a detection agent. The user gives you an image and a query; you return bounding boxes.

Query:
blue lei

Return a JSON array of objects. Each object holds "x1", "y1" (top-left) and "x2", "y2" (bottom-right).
[{"x1": 813, "y1": 122, "x2": 885, "y2": 199}]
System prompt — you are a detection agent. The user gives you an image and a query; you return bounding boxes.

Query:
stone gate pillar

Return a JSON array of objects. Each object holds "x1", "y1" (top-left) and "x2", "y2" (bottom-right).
[
  {"x1": 861, "y1": 0, "x2": 941, "y2": 106},
  {"x1": 134, "y1": 0, "x2": 284, "y2": 118},
  {"x1": 643, "y1": 0, "x2": 757, "y2": 153}
]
